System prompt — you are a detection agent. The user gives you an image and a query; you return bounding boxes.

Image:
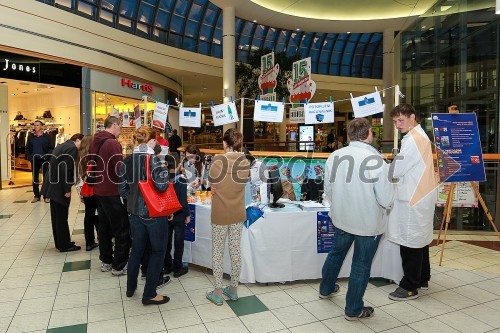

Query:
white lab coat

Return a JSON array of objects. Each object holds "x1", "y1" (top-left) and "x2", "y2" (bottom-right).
[{"x1": 387, "y1": 125, "x2": 437, "y2": 248}]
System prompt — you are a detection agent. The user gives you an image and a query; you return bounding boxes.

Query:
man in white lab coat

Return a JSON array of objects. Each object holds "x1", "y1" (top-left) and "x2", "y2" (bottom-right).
[{"x1": 387, "y1": 104, "x2": 437, "y2": 301}]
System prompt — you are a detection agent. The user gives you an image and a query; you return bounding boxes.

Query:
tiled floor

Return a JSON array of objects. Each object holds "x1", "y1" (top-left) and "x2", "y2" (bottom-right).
[{"x1": 1, "y1": 187, "x2": 500, "y2": 333}]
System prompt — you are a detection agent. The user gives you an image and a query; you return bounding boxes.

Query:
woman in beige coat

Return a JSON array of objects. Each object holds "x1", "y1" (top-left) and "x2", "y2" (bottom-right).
[{"x1": 207, "y1": 129, "x2": 250, "y2": 305}]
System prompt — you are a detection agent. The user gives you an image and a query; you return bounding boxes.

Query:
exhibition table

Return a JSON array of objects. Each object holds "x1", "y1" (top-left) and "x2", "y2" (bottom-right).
[{"x1": 183, "y1": 203, "x2": 403, "y2": 284}]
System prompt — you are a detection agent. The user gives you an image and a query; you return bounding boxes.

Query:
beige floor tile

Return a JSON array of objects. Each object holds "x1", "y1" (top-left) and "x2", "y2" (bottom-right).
[
  {"x1": 240, "y1": 311, "x2": 287, "y2": 333},
  {"x1": 87, "y1": 301, "x2": 124, "y2": 323},
  {"x1": 322, "y1": 315, "x2": 374, "y2": 333},
  {"x1": 195, "y1": 303, "x2": 236, "y2": 323},
  {"x1": 187, "y1": 289, "x2": 214, "y2": 306},
  {"x1": 88, "y1": 287, "x2": 123, "y2": 306},
  {"x1": 272, "y1": 304, "x2": 317, "y2": 328},
  {"x1": 380, "y1": 326, "x2": 416, "y2": 333},
  {"x1": 435, "y1": 311, "x2": 493, "y2": 333},
  {"x1": 245, "y1": 283, "x2": 283, "y2": 295},
  {"x1": 125, "y1": 312, "x2": 167, "y2": 333},
  {"x1": 362, "y1": 287, "x2": 396, "y2": 307},
  {"x1": 24, "y1": 283, "x2": 59, "y2": 299},
  {"x1": 409, "y1": 318, "x2": 459, "y2": 333},
  {"x1": 28, "y1": 272, "x2": 62, "y2": 287},
  {"x1": 430, "y1": 290, "x2": 479, "y2": 310},
  {"x1": 285, "y1": 285, "x2": 322, "y2": 304},
  {"x1": 16, "y1": 296, "x2": 55, "y2": 316},
  {"x1": 360, "y1": 308, "x2": 404, "y2": 332},
  {"x1": 0, "y1": 301, "x2": 19, "y2": 319},
  {"x1": 48, "y1": 306, "x2": 88, "y2": 328},
  {"x1": 33, "y1": 263, "x2": 64, "y2": 276},
  {"x1": 7, "y1": 311, "x2": 51, "y2": 333},
  {"x1": 289, "y1": 321, "x2": 332, "y2": 332},
  {"x1": 52, "y1": 291, "x2": 88, "y2": 311},
  {"x1": 379, "y1": 302, "x2": 429, "y2": 324},
  {"x1": 204, "y1": 317, "x2": 250, "y2": 333},
  {"x1": 168, "y1": 324, "x2": 208, "y2": 333},
  {"x1": 123, "y1": 298, "x2": 160, "y2": 317},
  {"x1": 180, "y1": 276, "x2": 214, "y2": 292},
  {"x1": 162, "y1": 306, "x2": 202, "y2": 330},
  {"x1": 407, "y1": 295, "x2": 454, "y2": 316},
  {"x1": 301, "y1": 299, "x2": 344, "y2": 321},
  {"x1": 60, "y1": 270, "x2": 90, "y2": 283},
  {"x1": 87, "y1": 318, "x2": 127, "y2": 333},
  {"x1": 461, "y1": 304, "x2": 500, "y2": 329},
  {"x1": 89, "y1": 275, "x2": 120, "y2": 291},
  {"x1": 158, "y1": 291, "x2": 192, "y2": 311},
  {"x1": 256, "y1": 290, "x2": 298, "y2": 310},
  {"x1": 56, "y1": 280, "x2": 89, "y2": 296},
  {"x1": 452, "y1": 285, "x2": 500, "y2": 303}
]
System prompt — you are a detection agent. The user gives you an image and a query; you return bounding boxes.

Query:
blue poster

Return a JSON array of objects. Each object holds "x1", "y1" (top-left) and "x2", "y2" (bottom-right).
[
  {"x1": 184, "y1": 204, "x2": 196, "y2": 242},
  {"x1": 431, "y1": 113, "x2": 486, "y2": 182},
  {"x1": 317, "y1": 211, "x2": 334, "y2": 253}
]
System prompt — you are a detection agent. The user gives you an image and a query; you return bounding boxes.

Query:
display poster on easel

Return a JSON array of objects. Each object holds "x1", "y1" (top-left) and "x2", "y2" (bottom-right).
[
  {"x1": 436, "y1": 182, "x2": 478, "y2": 207},
  {"x1": 431, "y1": 113, "x2": 486, "y2": 182},
  {"x1": 317, "y1": 212, "x2": 334, "y2": 253},
  {"x1": 185, "y1": 204, "x2": 196, "y2": 242}
]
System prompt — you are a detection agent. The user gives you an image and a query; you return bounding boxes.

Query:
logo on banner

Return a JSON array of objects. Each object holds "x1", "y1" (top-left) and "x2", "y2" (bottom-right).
[
  {"x1": 304, "y1": 102, "x2": 334, "y2": 125},
  {"x1": 211, "y1": 102, "x2": 239, "y2": 126},
  {"x1": 179, "y1": 106, "x2": 201, "y2": 128},
  {"x1": 121, "y1": 78, "x2": 154, "y2": 93},
  {"x1": 287, "y1": 57, "x2": 316, "y2": 107},
  {"x1": 350, "y1": 92, "x2": 383, "y2": 118},
  {"x1": 254, "y1": 100, "x2": 284, "y2": 123},
  {"x1": 258, "y1": 52, "x2": 279, "y2": 101}
]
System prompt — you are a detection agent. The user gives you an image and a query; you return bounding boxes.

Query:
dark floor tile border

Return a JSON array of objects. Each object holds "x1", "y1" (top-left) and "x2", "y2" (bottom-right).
[
  {"x1": 460, "y1": 240, "x2": 500, "y2": 251},
  {"x1": 46, "y1": 323, "x2": 87, "y2": 333}
]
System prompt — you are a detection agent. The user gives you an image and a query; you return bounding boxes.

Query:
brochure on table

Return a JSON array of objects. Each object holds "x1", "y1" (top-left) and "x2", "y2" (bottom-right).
[
  {"x1": 431, "y1": 113, "x2": 486, "y2": 182},
  {"x1": 211, "y1": 101, "x2": 239, "y2": 126}
]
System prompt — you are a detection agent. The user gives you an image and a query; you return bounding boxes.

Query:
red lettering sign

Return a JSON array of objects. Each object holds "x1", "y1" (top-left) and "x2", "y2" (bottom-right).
[{"x1": 121, "y1": 78, "x2": 154, "y2": 93}]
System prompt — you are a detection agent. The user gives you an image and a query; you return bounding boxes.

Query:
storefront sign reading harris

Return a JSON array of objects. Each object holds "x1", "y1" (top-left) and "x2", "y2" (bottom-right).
[
  {"x1": 2, "y1": 58, "x2": 37, "y2": 74},
  {"x1": 121, "y1": 78, "x2": 153, "y2": 93}
]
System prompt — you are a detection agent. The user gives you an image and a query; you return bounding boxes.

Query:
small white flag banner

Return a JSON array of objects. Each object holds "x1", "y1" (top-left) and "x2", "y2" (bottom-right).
[
  {"x1": 152, "y1": 101, "x2": 169, "y2": 130},
  {"x1": 253, "y1": 100, "x2": 285, "y2": 123},
  {"x1": 351, "y1": 92, "x2": 383, "y2": 118},
  {"x1": 304, "y1": 102, "x2": 334, "y2": 125},
  {"x1": 179, "y1": 106, "x2": 201, "y2": 128},
  {"x1": 122, "y1": 111, "x2": 130, "y2": 127},
  {"x1": 134, "y1": 104, "x2": 141, "y2": 129},
  {"x1": 289, "y1": 107, "x2": 304, "y2": 124},
  {"x1": 211, "y1": 101, "x2": 239, "y2": 126},
  {"x1": 111, "y1": 106, "x2": 120, "y2": 117}
]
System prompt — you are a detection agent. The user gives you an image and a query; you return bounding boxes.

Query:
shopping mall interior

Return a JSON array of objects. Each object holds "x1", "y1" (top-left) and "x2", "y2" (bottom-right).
[{"x1": 0, "y1": 0, "x2": 500, "y2": 332}]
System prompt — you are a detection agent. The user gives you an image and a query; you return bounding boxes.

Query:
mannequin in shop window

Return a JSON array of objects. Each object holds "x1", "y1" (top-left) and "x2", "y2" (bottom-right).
[{"x1": 56, "y1": 126, "x2": 68, "y2": 146}]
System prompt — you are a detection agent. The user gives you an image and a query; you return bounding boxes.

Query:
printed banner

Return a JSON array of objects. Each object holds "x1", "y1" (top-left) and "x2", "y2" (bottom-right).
[
  {"x1": 317, "y1": 211, "x2": 334, "y2": 253},
  {"x1": 431, "y1": 113, "x2": 486, "y2": 182},
  {"x1": 152, "y1": 101, "x2": 169, "y2": 130},
  {"x1": 258, "y1": 52, "x2": 279, "y2": 101},
  {"x1": 253, "y1": 100, "x2": 285, "y2": 123},
  {"x1": 304, "y1": 102, "x2": 334, "y2": 124},
  {"x1": 179, "y1": 106, "x2": 202, "y2": 128},
  {"x1": 134, "y1": 104, "x2": 141, "y2": 129},
  {"x1": 211, "y1": 101, "x2": 239, "y2": 126},
  {"x1": 110, "y1": 106, "x2": 119, "y2": 117},
  {"x1": 122, "y1": 111, "x2": 130, "y2": 127},
  {"x1": 185, "y1": 204, "x2": 196, "y2": 242},
  {"x1": 287, "y1": 57, "x2": 316, "y2": 107},
  {"x1": 436, "y1": 182, "x2": 478, "y2": 208},
  {"x1": 289, "y1": 107, "x2": 304, "y2": 124},
  {"x1": 351, "y1": 92, "x2": 383, "y2": 118}
]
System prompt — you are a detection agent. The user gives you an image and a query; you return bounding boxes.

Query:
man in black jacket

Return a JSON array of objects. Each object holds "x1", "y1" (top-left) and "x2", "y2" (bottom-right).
[
  {"x1": 26, "y1": 120, "x2": 54, "y2": 203},
  {"x1": 167, "y1": 129, "x2": 182, "y2": 153},
  {"x1": 41, "y1": 134, "x2": 83, "y2": 252}
]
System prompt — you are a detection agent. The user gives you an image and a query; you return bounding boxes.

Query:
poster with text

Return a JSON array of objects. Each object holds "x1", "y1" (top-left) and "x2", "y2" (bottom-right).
[
  {"x1": 134, "y1": 104, "x2": 141, "y2": 129},
  {"x1": 436, "y1": 182, "x2": 478, "y2": 208},
  {"x1": 184, "y1": 204, "x2": 196, "y2": 242},
  {"x1": 431, "y1": 113, "x2": 486, "y2": 182},
  {"x1": 287, "y1": 57, "x2": 316, "y2": 107},
  {"x1": 179, "y1": 106, "x2": 201, "y2": 128},
  {"x1": 258, "y1": 52, "x2": 279, "y2": 101},
  {"x1": 122, "y1": 111, "x2": 130, "y2": 127},
  {"x1": 152, "y1": 101, "x2": 169, "y2": 130},
  {"x1": 351, "y1": 92, "x2": 383, "y2": 118},
  {"x1": 289, "y1": 107, "x2": 305, "y2": 124},
  {"x1": 305, "y1": 102, "x2": 334, "y2": 124},
  {"x1": 211, "y1": 101, "x2": 239, "y2": 126},
  {"x1": 317, "y1": 211, "x2": 334, "y2": 253},
  {"x1": 253, "y1": 100, "x2": 285, "y2": 122}
]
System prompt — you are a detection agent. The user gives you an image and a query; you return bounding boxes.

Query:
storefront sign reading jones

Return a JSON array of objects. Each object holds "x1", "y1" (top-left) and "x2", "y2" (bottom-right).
[
  {"x1": 121, "y1": 78, "x2": 153, "y2": 93},
  {"x1": 2, "y1": 58, "x2": 37, "y2": 74}
]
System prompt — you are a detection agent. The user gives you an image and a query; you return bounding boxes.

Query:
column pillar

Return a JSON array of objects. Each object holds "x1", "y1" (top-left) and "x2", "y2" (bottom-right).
[
  {"x1": 382, "y1": 29, "x2": 395, "y2": 153},
  {"x1": 222, "y1": 6, "x2": 236, "y2": 134},
  {"x1": 81, "y1": 67, "x2": 92, "y2": 135}
]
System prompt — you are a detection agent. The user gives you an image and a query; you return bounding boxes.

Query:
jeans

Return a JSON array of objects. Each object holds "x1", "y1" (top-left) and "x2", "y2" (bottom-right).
[
  {"x1": 32, "y1": 157, "x2": 48, "y2": 198},
  {"x1": 165, "y1": 220, "x2": 186, "y2": 272},
  {"x1": 95, "y1": 195, "x2": 131, "y2": 270},
  {"x1": 50, "y1": 200, "x2": 72, "y2": 251},
  {"x1": 83, "y1": 196, "x2": 99, "y2": 246},
  {"x1": 319, "y1": 228, "x2": 381, "y2": 316},
  {"x1": 127, "y1": 214, "x2": 168, "y2": 300},
  {"x1": 399, "y1": 245, "x2": 431, "y2": 291}
]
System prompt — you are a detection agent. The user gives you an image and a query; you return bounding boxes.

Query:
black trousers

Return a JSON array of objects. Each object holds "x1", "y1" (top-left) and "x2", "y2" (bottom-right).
[
  {"x1": 32, "y1": 157, "x2": 48, "y2": 198},
  {"x1": 50, "y1": 200, "x2": 72, "y2": 251},
  {"x1": 95, "y1": 195, "x2": 131, "y2": 271},
  {"x1": 165, "y1": 220, "x2": 186, "y2": 272},
  {"x1": 83, "y1": 196, "x2": 100, "y2": 246},
  {"x1": 399, "y1": 245, "x2": 431, "y2": 291}
]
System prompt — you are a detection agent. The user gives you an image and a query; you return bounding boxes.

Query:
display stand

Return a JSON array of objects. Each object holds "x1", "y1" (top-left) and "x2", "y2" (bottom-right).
[{"x1": 434, "y1": 106, "x2": 500, "y2": 265}]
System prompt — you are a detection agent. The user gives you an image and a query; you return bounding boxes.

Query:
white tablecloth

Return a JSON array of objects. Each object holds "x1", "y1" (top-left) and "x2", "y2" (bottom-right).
[{"x1": 183, "y1": 203, "x2": 403, "y2": 283}]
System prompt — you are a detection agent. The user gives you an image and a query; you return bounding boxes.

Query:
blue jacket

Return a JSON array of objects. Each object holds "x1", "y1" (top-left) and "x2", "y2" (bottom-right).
[{"x1": 26, "y1": 132, "x2": 54, "y2": 161}]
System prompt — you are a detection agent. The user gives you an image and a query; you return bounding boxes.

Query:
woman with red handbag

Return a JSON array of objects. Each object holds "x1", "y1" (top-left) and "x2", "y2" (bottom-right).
[
  {"x1": 77, "y1": 135, "x2": 99, "y2": 251},
  {"x1": 118, "y1": 126, "x2": 171, "y2": 305}
]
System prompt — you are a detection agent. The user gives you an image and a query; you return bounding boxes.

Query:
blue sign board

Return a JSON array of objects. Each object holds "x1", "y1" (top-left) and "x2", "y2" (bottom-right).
[
  {"x1": 431, "y1": 113, "x2": 486, "y2": 182},
  {"x1": 184, "y1": 204, "x2": 196, "y2": 242},
  {"x1": 317, "y1": 212, "x2": 334, "y2": 253}
]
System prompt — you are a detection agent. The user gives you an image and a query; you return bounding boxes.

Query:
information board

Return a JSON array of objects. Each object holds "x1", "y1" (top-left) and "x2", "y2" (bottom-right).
[
  {"x1": 317, "y1": 212, "x2": 334, "y2": 253},
  {"x1": 436, "y1": 182, "x2": 478, "y2": 208}
]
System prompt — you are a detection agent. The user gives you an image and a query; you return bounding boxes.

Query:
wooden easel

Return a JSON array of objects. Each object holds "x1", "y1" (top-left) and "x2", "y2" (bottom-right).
[{"x1": 435, "y1": 106, "x2": 500, "y2": 265}]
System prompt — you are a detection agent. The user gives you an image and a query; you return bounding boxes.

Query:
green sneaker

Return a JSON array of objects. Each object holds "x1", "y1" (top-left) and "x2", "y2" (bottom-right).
[
  {"x1": 223, "y1": 287, "x2": 238, "y2": 301},
  {"x1": 206, "y1": 291, "x2": 223, "y2": 305}
]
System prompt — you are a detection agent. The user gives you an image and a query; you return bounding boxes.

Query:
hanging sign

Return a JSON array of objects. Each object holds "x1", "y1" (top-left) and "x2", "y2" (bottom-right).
[
  {"x1": 304, "y1": 102, "x2": 334, "y2": 125},
  {"x1": 258, "y1": 52, "x2": 279, "y2": 101},
  {"x1": 179, "y1": 106, "x2": 202, "y2": 128},
  {"x1": 287, "y1": 57, "x2": 316, "y2": 107},
  {"x1": 431, "y1": 113, "x2": 486, "y2": 182},
  {"x1": 289, "y1": 107, "x2": 305, "y2": 124},
  {"x1": 122, "y1": 111, "x2": 130, "y2": 127},
  {"x1": 211, "y1": 101, "x2": 239, "y2": 126},
  {"x1": 351, "y1": 92, "x2": 383, "y2": 118},
  {"x1": 253, "y1": 100, "x2": 285, "y2": 123},
  {"x1": 134, "y1": 104, "x2": 141, "y2": 129},
  {"x1": 152, "y1": 101, "x2": 169, "y2": 130}
]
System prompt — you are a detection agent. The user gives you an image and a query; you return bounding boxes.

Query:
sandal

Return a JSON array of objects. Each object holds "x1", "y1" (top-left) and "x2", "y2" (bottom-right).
[
  {"x1": 222, "y1": 287, "x2": 238, "y2": 301},
  {"x1": 206, "y1": 291, "x2": 223, "y2": 306}
]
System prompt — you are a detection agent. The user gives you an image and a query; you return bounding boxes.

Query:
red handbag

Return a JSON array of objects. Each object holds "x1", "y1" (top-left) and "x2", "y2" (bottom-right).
[
  {"x1": 80, "y1": 181, "x2": 94, "y2": 197},
  {"x1": 139, "y1": 155, "x2": 182, "y2": 217}
]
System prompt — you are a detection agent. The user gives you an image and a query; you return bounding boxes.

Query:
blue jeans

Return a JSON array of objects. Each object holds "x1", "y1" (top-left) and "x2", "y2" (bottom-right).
[
  {"x1": 319, "y1": 228, "x2": 381, "y2": 316},
  {"x1": 127, "y1": 214, "x2": 168, "y2": 300}
]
